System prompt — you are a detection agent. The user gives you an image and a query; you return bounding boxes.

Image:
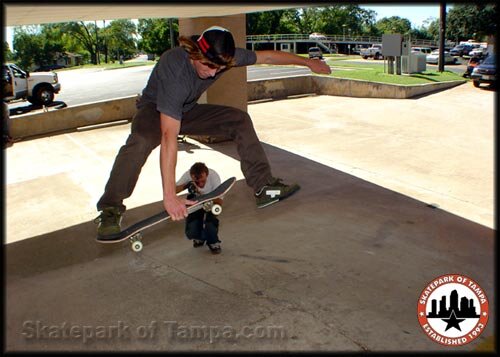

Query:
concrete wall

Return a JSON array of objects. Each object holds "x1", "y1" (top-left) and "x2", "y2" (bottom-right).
[
  {"x1": 248, "y1": 76, "x2": 466, "y2": 101},
  {"x1": 10, "y1": 77, "x2": 466, "y2": 139},
  {"x1": 247, "y1": 76, "x2": 316, "y2": 101},
  {"x1": 312, "y1": 76, "x2": 466, "y2": 99},
  {"x1": 10, "y1": 96, "x2": 138, "y2": 139}
]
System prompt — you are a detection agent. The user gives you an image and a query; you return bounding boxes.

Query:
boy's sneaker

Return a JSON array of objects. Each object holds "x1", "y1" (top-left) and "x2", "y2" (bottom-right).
[
  {"x1": 207, "y1": 242, "x2": 222, "y2": 254},
  {"x1": 95, "y1": 207, "x2": 122, "y2": 238},
  {"x1": 255, "y1": 177, "x2": 301, "y2": 208},
  {"x1": 193, "y1": 239, "x2": 205, "y2": 248}
]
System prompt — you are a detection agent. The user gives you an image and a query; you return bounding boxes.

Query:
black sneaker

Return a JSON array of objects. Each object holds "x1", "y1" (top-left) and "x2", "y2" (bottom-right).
[
  {"x1": 193, "y1": 239, "x2": 205, "y2": 248},
  {"x1": 255, "y1": 178, "x2": 301, "y2": 208},
  {"x1": 95, "y1": 207, "x2": 122, "y2": 237},
  {"x1": 207, "y1": 242, "x2": 221, "y2": 254}
]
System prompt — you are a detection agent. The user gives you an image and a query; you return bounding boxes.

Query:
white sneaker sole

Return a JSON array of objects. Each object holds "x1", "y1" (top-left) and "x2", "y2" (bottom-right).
[{"x1": 256, "y1": 199, "x2": 279, "y2": 209}]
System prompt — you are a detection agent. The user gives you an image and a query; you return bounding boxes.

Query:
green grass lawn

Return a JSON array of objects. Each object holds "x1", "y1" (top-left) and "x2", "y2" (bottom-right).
[
  {"x1": 56, "y1": 60, "x2": 156, "y2": 72},
  {"x1": 278, "y1": 54, "x2": 465, "y2": 85},
  {"x1": 326, "y1": 58, "x2": 464, "y2": 85}
]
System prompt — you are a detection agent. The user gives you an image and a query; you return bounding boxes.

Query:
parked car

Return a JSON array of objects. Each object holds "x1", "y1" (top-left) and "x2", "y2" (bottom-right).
[
  {"x1": 2, "y1": 63, "x2": 61, "y2": 105},
  {"x1": 471, "y1": 54, "x2": 496, "y2": 88},
  {"x1": 411, "y1": 47, "x2": 432, "y2": 55},
  {"x1": 468, "y1": 47, "x2": 488, "y2": 58},
  {"x1": 309, "y1": 33, "x2": 326, "y2": 41},
  {"x1": 351, "y1": 45, "x2": 365, "y2": 55},
  {"x1": 360, "y1": 44, "x2": 383, "y2": 60},
  {"x1": 34, "y1": 64, "x2": 66, "y2": 72},
  {"x1": 463, "y1": 56, "x2": 482, "y2": 78},
  {"x1": 426, "y1": 50, "x2": 457, "y2": 65},
  {"x1": 450, "y1": 44, "x2": 474, "y2": 57},
  {"x1": 308, "y1": 47, "x2": 323, "y2": 59}
]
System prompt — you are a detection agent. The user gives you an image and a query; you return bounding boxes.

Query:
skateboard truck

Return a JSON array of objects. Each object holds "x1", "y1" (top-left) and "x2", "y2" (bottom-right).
[{"x1": 202, "y1": 201, "x2": 222, "y2": 215}]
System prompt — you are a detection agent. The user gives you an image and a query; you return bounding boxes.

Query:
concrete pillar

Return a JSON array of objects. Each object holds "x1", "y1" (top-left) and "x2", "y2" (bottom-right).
[{"x1": 179, "y1": 15, "x2": 247, "y2": 113}]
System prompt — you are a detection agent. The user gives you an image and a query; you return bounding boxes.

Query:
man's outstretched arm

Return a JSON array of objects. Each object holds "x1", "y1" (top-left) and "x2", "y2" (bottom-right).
[
  {"x1": 255, "y1": 50, "x2": 332, "y2": 75},
  {"x1": 159, "y1": 113, "x2": 195, "y2": 221}
]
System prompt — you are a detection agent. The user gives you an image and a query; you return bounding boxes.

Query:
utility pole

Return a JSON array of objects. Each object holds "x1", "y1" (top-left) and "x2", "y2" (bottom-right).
[
  {"x1": 169, "y1": 18, "x2": 175, "y2": 49},
  {"x1": 438, "y1": 1, "x2": 446, "y2": 72},
  {"x1": 95, "y1": 20, "x2": 100, "y2": 65},
  {"x1": 103, "y1": 20, "x2": 108, "y2": 63}
]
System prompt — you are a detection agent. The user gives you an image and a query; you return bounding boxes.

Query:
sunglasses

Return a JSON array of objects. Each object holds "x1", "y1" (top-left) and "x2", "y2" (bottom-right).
[{"x1": 200, "y1": 60, "x2": 226, "y2": 71}]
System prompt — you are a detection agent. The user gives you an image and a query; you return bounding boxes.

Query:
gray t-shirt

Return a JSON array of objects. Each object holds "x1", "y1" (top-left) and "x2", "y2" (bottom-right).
[{"x1": 138, "y1": 47, "x2": 257, "y2": 121}]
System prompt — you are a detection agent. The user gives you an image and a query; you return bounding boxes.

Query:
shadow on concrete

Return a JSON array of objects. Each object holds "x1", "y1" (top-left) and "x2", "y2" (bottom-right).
[
  {"x1": 9, "y1": 101, "x2": 67, "y2": 116},
  {"x1": 6, "y1": 141, "x2": 494, "y2": 281},
  {"x1": 5, "y1": 141, "x2": 495, "y2": 352}
]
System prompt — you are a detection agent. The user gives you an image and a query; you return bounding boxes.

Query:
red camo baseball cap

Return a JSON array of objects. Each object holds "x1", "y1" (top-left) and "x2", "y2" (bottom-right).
[{"x1": 195, "y1": 26, "x2": 235, "y2": 66}]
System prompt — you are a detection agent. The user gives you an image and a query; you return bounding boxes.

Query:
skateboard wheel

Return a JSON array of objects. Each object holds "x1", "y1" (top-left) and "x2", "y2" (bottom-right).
[
  {"x1": 211, "y1": 204, "x2": 222, "y2": 215},
  {"x1": 131, "y1": 241, "x2": 143, "y2": 252}
]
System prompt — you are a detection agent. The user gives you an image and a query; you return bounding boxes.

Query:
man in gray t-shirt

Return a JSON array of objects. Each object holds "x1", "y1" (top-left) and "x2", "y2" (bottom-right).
[{"x1": 96, "y1": 26, "x2": 331, "y2": 238}]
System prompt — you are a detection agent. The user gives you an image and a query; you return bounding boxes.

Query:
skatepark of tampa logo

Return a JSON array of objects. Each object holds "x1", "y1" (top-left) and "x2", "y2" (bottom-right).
[{"x1": 417, "y1": 274, "x2": 489, "y2": 346}]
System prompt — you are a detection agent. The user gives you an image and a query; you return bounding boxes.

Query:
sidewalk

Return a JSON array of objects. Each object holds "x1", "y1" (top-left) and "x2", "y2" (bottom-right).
[{"x1": 5, "y1": 83, "x2": 495, "y2": 351}]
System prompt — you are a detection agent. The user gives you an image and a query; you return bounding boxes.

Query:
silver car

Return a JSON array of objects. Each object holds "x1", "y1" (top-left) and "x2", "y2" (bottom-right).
[
  {"x1": 426, "y1": 50, "x2": 457, "y2": 65},
  {"x1": 308, "y1": 47, "x2": 323, "y2": 59}
]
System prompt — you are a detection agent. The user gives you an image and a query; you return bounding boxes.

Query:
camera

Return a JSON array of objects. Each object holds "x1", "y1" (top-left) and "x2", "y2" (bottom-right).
[{"x1": 186, "y1": 181, "x2": 197, "y2": 195}]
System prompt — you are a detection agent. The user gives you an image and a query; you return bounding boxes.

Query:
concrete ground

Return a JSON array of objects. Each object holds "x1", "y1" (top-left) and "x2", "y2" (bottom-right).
[{"x1": 4, "y1": 82, "x2": 495, "y2": 352}]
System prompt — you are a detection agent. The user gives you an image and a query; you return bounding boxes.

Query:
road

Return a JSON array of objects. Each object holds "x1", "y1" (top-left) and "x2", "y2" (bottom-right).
[{"x1": 7, "y1": 58, "x2": 467, "y2": 112}]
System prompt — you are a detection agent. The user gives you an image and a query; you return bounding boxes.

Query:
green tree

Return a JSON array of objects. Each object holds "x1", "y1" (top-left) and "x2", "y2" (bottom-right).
[
  {"x1": 295, "y1": 7, "x2": 322, "y2": 34},
  {"x1": 38, "y1": 24, "x2": 66, "y2": 65},
  {"x1": 315, "y1": 5, "x2": 376, "y2": 36},
  {"x1": 422, "y1": 17, "x2": 440, "y2": 41},
  {"x1": 247, "y1": 6, "x2": 377, "y2": 36},
  {"x1": 446, "y1": 3, "x2": 497, "y2": 42},
  {"x1": 12, "y1": 26, "x2": 43, "y2": 69},
  {"x1": 60, "y1": 21, "x2": 99, "y2": 64},
  {"x1": 247, "y1": 9, "x2": 298, "y2": 34},
  {"x1": 137, "y1": 18, "x2": 178, "y2": 57},
  {"x1": 3, "y1": 41, "x2": 13, "y2": 62},
  {"x1": 102, "y1": 19, "x2": 137, "y2": 61},
  {"x1": 278, "y1": 9, "x2": 301, "y2": 33},
  {"x1": 375, "y1": 16, "x2": 412, "y2": 35}
]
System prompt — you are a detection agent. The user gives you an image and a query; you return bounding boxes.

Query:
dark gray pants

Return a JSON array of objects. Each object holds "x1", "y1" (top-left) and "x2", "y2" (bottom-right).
[
  {"x1": 97, "y1": 102, "x2": 272, "y2": 212},
  {"x1": 185, "y1": 209, "x2": 220, "y2": 244}
]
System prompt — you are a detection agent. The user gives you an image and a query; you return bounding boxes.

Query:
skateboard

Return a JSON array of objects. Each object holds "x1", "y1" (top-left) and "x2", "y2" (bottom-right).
[{"x1": 96, "y1": 177, "x2": 236, "y2": 252}]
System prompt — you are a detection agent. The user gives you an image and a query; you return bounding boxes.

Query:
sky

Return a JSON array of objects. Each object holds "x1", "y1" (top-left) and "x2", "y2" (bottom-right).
[
  {"x1": 4, "y1": 4, "x2": 443, "y2": 50},
  {"x1": 360, "y1": 4, "x2": 441, "y2": 28}
]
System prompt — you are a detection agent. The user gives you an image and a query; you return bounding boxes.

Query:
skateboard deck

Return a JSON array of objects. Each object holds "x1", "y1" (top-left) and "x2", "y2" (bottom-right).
[{"x1": 96, "y1": 177, "x2": 236, "y2": 252}]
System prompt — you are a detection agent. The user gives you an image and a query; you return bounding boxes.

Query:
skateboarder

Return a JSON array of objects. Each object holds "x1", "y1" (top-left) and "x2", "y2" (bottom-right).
[
  {"x1": 176, "y1": 162, "x2": 223, "y2": 254},
  {"x1": 95, "y1": 25, "x2": 331, "y2": 237}
]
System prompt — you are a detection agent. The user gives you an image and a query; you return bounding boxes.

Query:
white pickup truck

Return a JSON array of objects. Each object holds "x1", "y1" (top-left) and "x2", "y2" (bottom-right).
[
  {"x1": 360, "y1": 44, "x2": 383, "y2": 60},
  {"x1": 2, "y1": 63, "x2": 61, "y2": 105}
]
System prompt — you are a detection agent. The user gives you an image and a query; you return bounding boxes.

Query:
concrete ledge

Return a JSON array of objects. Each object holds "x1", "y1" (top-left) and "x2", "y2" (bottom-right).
[
  {"x1": 10, "y1": 95, "x2": 138, "y2": 139},
  {"x1": 312, "y1": 76, "x2": 466, "y2": 99},
  {"x1": 248, "y1": 76, "x2": 466, "y2": 101}
]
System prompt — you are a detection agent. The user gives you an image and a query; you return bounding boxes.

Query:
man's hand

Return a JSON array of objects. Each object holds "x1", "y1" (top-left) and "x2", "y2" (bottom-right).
[
  {"x1": 163, "y1": 195, "x2": 196, "y2": 221},
  {"x1": 307, "y1": 58, "x2": 332, "y2": 75}
]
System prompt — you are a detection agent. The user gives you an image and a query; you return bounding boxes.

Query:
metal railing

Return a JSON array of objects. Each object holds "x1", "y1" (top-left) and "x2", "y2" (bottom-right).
[{"x1": 246, "y1": 34, "x2": 455, "y2": 48}]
